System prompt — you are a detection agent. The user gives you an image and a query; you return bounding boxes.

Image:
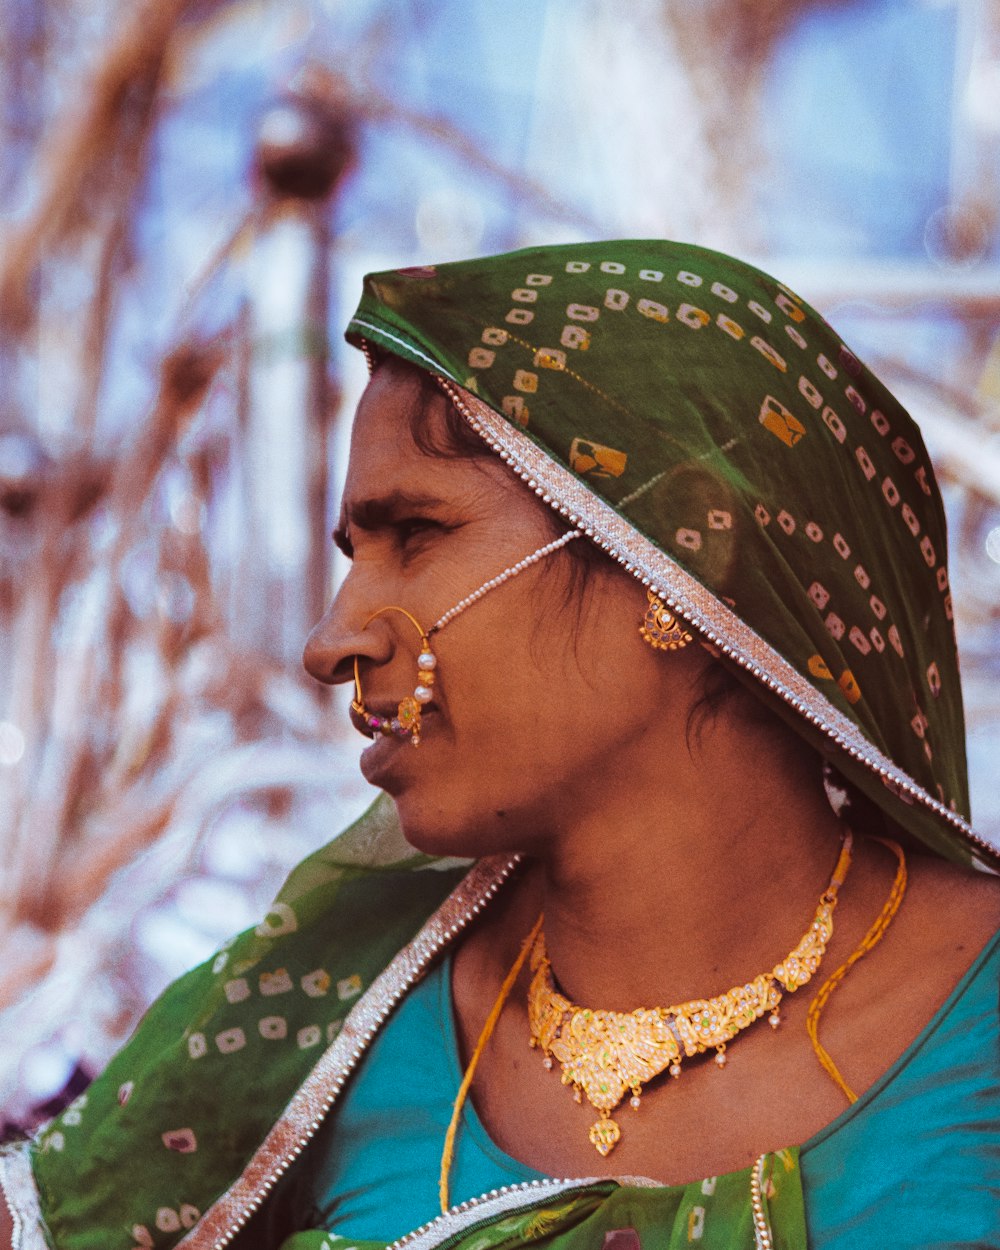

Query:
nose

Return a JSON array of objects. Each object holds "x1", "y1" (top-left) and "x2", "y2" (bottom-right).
[{"x1": 303, "y1": 581, "x2": 392, "y2": 687}]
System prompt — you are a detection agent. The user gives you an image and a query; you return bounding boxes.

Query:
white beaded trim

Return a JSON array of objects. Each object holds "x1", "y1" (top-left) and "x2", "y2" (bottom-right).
[{"x1": 430, "y1": 531, "x2": 581, "y2": 634}]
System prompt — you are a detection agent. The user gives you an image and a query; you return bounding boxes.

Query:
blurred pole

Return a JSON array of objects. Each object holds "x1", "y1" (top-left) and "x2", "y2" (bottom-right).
[
  {"x1": 931, "y1": 0, "x2": 1000, "y2": 276},
  {"x1": 237, "y1": 91, "x2": 352, "y2": 668}
]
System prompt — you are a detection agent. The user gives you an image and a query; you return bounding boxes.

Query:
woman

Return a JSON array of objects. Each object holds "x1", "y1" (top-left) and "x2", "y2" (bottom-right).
[{"x1": 2, "y1": 241, "x2": 997, "y2": 1249}]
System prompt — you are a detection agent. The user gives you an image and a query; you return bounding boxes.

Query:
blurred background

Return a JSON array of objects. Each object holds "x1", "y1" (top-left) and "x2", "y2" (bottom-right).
[{"x1": 0, "y1": 0, "x2": 998, "y2": 1130}]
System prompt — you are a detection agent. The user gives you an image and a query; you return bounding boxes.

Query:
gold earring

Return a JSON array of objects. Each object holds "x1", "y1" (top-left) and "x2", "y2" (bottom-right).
[
  {"x1": 639, "y1": 589, "x2": 693, "y2": 651},
  {"x1": 352, "y1": 606, "x2": 436, "y2": 747}
]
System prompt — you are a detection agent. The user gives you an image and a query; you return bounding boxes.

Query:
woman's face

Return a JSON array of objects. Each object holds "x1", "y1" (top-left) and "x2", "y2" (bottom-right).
[{"x1": 304, "y1": 358, "x2": 706, "y2": 857}]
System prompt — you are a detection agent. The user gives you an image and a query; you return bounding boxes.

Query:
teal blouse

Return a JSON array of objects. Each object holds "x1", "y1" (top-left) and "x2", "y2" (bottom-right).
[{"x1": 286, "y1": 932, "x2": 1000, "y2": 1248}]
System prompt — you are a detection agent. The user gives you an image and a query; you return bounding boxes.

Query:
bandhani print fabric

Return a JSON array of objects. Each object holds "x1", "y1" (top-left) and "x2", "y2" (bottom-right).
[
  {"x1": 8, "y1": 799, "x2": 470, "y2": 1250},
  {"x1": 276, "y1": 1151, "x2": 807, "y2": 1250},
  {"x1": 346, "y1": 240, "x2": 999, "y2": 873},
  {"x1": 5, "y1": 809, "x2": 809, "y2": 1250}
]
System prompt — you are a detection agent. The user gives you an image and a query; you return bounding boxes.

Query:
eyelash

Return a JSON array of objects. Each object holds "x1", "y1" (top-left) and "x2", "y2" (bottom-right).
[
  {"x1": 337, "y1": 517, "x2": 446, "y2": 561},
  {"x1": 395, "y1": 518, "x2": 439, "y2": 546}
]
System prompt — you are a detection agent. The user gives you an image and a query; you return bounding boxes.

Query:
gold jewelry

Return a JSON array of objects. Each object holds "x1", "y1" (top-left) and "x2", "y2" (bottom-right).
[
  {"x1": 528, "y1": 834, "x2": 854, "y2": 1157},
  {"x1": 806, "y1": 835, "x2": 907, "y2": 1102},
  {"x1": 440, "y1": 834, "x2": 905, "y2": 1207},
  {"x1": 639, "y1": 589, "x2": 693, "y2": 650},
  {"x1": 352, "y1": 606, "x2": 436, "y2": 747},
  {"x1": 350, "y1": 531, "x2": 581, "y2": 745},
  {"x1": 439, "y1": 914, "x2": 543, "y2": 1214}
]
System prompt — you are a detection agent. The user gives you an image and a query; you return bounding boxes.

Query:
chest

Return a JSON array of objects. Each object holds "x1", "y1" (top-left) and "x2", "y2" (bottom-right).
[
  {"x1": 462, "y1": 994, "x2": 849, "y2": 1184},
  {"x1": 450, "y1": 924, "x2": 994, "y2": 1188},
  {"x1": 284, "y1": 931, "x2": 999, "y2": 1247}
]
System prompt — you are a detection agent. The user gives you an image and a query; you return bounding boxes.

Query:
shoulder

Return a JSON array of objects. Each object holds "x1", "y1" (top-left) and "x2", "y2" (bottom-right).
[
  {"x1": 836, "y1": 850, "x2": 998, "y2": 1023},
  {"x1": 894, "y1": 854, "x2": 999, "y2": 987},
  {"x1": 810, "y1": 848, "x2": 997, "y2": 1113},
  {"x1": 801, "y1": 864, "x2": 998, "y2": 1244},
  {"x1": 23, "y1": 854, "x2": 468, "y2": 1250}
]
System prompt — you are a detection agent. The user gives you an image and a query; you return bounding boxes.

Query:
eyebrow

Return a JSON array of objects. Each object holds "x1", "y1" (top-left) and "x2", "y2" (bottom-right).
[{"x1": 332, "y1": 490, "x2": 446, "y2": 556}]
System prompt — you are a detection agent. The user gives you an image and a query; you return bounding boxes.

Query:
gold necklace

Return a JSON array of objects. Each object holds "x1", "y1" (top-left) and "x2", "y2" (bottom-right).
[
  {"x1": 439, "y1": 836, "x2": 906, "y2": 1211},
  {"x1": 528, "y1": 834, "x2": 854, "y2": 1156}
]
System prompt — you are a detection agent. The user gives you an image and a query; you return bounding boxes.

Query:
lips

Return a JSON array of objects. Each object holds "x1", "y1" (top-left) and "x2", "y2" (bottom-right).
[
  {"x1": 357, "y1": 707, "x2": 439, "y2": 789},
  {"x1": 349, "y1": 701, "x2": 438, "y2": 740}
]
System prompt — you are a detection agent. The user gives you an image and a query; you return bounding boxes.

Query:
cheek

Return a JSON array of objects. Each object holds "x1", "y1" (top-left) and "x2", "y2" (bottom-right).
[
  {"x1": 451, "y1": 597, "x2": 651, "y2": 761},
  {"x1": 389, "y1": 623, "x2": 659, "y2": 857}
]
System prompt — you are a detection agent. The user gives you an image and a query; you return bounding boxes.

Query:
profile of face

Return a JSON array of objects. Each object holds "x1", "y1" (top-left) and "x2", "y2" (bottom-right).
[{"x1": 304, "y1": 358, "x2": 711, "y2": 858}]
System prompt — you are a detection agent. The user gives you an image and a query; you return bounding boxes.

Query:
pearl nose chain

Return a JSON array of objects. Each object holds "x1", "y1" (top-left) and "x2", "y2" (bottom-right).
[{"x1": 351, "y1": 530, "x2": 581, "y2": 746}]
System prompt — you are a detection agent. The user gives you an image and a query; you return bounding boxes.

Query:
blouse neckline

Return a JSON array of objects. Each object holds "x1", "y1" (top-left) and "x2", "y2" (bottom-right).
[{"x1": 438, "y1": 925, "x2": 1000, "y2": 1184}]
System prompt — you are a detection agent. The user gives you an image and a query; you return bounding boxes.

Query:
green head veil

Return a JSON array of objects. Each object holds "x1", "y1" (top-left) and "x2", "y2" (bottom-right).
[{"x1": 346, "y1": 240, "x2": 998, "y2": 873}]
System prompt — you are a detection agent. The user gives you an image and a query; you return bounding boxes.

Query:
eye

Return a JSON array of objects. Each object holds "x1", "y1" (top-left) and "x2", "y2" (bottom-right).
[{"x1": 395, "y1": 517, "x2": 440, "y2": 546}]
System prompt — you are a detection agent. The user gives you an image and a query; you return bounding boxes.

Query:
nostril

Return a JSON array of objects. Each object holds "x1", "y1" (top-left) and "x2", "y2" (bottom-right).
[
  {"x1": 303, "y1": 606, "x2": 395, "y2": 687},
  {"x1": 302, "y1": 643, "x2": 351, "y2": 686},
  {"x1": 329, "y1": 656, "x2": 358, "y2": 686},
  {"x1": 302, "y1": 624, "x2": 383, "y2": 688}
]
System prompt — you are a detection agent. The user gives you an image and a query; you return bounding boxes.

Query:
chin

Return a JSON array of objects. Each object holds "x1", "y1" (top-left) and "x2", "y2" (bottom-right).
[{"x1": 391, "y1": 789, "x2": 533, "y2": 861}]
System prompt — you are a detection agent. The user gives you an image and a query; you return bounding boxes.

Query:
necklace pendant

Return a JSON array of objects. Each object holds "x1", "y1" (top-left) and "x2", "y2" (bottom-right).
[
  {"x1": 589, "y1": 1117, "x2": 621, "y2": 1157},
  {"x1": 525, "y1": 839, "x2": 853, "y2": 1163}
]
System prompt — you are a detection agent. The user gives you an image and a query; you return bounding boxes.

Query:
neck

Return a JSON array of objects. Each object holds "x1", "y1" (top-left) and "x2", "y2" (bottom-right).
[{"x1": 529, "y1": 724, "x2": 848, "y2": 1010}]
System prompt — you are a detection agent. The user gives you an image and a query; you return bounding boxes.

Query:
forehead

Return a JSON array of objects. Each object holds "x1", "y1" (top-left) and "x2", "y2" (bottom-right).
[{"x1": 344, "y1": 359, "x2": 495, "y2": 503}]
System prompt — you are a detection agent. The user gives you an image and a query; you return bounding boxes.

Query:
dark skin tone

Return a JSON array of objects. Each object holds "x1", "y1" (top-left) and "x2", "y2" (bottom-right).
[
  {"x1": 2, "y1": 365, "x2": 993, "y2": 1247},
  {"x1": 301, "y1": 359, "x2": 998, "y2": 1186}
]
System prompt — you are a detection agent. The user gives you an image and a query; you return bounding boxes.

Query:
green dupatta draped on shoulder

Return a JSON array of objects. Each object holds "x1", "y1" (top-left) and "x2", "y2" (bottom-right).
[
  {"x1": 9, "y1": 796, "x2": 809, "y2": 1250},
  {"x1": 8, "y1": 798, "x2": 470, "y2": 1248}
]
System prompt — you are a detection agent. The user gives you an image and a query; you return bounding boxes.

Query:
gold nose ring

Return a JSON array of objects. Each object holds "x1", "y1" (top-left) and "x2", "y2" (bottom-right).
[
  {"x1": 351, "y1": 606, "x2": 437, "y2": 747},
  {"x1": 349, "y1": 529, "x2": 582, "y2": 747}
]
